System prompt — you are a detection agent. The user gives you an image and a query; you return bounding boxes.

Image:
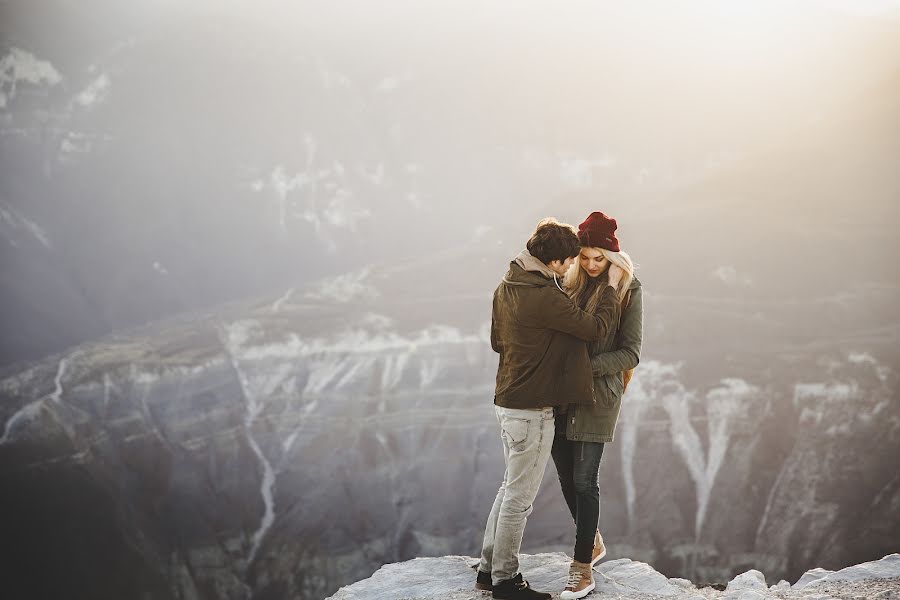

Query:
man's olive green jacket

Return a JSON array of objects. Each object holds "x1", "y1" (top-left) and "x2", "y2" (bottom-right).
[{"x1": 491, "y1": 251, "x2": 621, "y2": 409}]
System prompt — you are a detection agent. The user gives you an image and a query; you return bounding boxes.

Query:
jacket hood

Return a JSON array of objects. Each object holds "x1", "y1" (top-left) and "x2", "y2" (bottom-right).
[{"x1": 502, "y1": 250, "x2": 562, "y2": 289}]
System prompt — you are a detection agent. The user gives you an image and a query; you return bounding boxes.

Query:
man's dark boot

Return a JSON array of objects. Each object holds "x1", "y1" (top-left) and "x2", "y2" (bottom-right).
[
  {"x1": 475, "y1": 570, "x2": 493, "y2": 591},
  {"x1": 491, "y1": 573, "x2": 551, "y2": 600}
]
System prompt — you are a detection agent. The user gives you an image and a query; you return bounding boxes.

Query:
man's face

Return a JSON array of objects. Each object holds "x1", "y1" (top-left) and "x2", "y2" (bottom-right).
[{"x1": 548, "y1": 256, "x2": 574, "y2": 277}]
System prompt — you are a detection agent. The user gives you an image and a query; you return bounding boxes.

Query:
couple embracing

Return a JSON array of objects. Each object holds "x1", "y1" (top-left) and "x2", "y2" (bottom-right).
[{"x1": 475, "y1": 212, "x2": 643, "y2": 600}]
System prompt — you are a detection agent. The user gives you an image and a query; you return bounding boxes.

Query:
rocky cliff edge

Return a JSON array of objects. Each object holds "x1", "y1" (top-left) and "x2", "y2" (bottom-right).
[{"x1": 326, "y1": 552, "x2": 900, "y2": 600}]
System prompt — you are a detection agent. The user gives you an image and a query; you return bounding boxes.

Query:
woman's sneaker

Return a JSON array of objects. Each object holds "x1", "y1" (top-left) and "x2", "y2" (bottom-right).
[
  {"x1": 591, "y1": 530, "x2": 607, "y2": 567},
  {"x1": 491, "y1": 573, "x2": 551, "y2": 600},
  {"x1": 560, "y1": 561, "x2": 595, "y2": 600}
]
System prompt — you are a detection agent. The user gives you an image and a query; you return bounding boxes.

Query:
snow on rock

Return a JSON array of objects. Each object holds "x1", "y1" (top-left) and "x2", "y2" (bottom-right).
[
  {"x1": 0, "y1": 204, "x2": 52, "y2": 247},
  {"x1": 305, "y1": 268, "x2": 379, "y2": 303},
  {"x1": 0, "y1": 399, "x2": 45, "y2": 444},
  {"x1": 0, "y1": 47, "x2": 62, "y2": 107},
  {"x1": 75, "y1": 73, "x2": 110, "y2": 107}
]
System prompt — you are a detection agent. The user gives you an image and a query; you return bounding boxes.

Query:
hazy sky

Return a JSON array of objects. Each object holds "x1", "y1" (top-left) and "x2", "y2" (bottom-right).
[{"x1": 2, "y1": 0, "x2": 899, "y2": 364}]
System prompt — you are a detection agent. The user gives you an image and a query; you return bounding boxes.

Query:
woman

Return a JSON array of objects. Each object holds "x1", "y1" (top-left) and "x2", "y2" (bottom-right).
[{"x1": 554, "y1": 211, "x2": 643, "y2": 600}]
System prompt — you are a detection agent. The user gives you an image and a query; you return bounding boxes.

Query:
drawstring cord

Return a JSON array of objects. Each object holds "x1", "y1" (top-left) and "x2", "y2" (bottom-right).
[{"x1": 553, "y1": 273, "x2": 564, "y2": 293}]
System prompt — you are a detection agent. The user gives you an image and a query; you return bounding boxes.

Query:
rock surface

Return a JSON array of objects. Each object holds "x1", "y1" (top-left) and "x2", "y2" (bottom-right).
[
  {"x1": 793, "y1": 569, "x2": 834, "y2": 590},
  {"x1": 725, "y1": 569, "x2": 767, "y2": 594},
  {"x1": 798, "y1": 554, "x2": 900, "y2": 589},
  {"x1": 326, "y1": 553, "x2": 900, "y2": 600}
]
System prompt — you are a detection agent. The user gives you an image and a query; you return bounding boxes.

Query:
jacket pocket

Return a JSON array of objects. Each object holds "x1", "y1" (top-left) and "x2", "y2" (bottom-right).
[{"x1": 602, "y1": 373, "x2": 624, "y2": 407}]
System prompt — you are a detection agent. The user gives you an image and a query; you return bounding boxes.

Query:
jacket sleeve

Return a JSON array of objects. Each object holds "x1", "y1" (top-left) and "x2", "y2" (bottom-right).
[
  {"x1": 591, "y1": 286, "x2": 643, "y2": 376},
  {"x1": 541, "y1": 285, "x2": 621, "y2": 342}
]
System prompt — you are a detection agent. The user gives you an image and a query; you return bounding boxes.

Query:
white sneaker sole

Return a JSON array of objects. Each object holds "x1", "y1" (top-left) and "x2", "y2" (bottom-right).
[
  {"x1": 590, "y1": 547, "x2": 607, "y2": 568},
  {"x1": 560, "y1": 580, "x2": 596, "y2": 600}
]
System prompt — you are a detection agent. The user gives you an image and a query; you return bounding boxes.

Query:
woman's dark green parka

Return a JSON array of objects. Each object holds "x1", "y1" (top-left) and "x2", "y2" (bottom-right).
[{"x1": 564, "y1": 277, "x2": 643, "y2": 443}]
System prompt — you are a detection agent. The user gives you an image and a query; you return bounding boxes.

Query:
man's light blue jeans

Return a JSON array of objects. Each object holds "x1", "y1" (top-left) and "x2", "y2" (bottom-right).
[{"x1": 478, "y1": 406, "x2": 555, "y2": 585}]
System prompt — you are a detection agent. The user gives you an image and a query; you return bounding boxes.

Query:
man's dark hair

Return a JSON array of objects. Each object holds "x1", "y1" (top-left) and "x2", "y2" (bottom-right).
[{"x1": 526, "y1": 218, "x2": 580, "y2": 265}]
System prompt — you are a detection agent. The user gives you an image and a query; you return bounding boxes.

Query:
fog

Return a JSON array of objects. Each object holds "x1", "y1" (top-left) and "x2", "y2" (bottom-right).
[{"x1": 2, "y1": 0, "x2": 898, "y2": 364}]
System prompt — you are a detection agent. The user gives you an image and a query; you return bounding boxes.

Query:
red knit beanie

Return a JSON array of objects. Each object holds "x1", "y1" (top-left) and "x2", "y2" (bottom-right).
[{"x1": 577, "y1": 211, "x2": 620, "y2": 251}]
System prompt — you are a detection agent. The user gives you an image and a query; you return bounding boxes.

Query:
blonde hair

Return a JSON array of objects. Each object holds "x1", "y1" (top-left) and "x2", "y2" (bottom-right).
[{"x1": 563, "y1": 247, "x2": 635, "y2": 311}]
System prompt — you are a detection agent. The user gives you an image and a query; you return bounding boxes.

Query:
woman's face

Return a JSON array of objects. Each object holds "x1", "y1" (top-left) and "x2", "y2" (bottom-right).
[{"x1": 579, "y1": 248, "x2": 609, "y2": 278}]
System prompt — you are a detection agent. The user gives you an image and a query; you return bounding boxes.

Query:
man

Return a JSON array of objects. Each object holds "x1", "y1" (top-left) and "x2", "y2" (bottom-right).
[{"x1": 476, "y1": 218, "x2": 623, "y2": 600}]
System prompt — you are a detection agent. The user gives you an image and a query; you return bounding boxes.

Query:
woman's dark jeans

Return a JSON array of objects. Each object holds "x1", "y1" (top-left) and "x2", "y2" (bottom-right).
[{"x1": 551, "y1": 412, "x2": 605, "y2": 564}]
